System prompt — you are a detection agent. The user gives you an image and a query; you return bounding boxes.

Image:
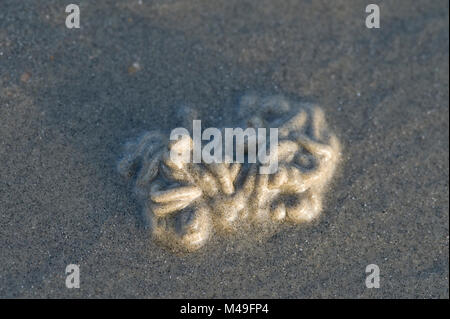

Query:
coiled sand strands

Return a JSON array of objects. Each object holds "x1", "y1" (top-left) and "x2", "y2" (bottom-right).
[{"x1": 118, "y1": 94, "x2": 341, "y2": 251}]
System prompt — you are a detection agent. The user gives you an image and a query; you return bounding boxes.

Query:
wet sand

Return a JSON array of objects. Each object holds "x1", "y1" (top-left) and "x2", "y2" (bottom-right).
[{"x1": 0, "y1": 0, "x2": 448, "y2": 298}]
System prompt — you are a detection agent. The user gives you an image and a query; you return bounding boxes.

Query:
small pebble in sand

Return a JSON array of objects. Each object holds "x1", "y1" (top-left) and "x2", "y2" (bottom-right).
[
  {"x1": 20, "y1": 72, "x2": 31, "y2": 83},
  {"x1": 128, "y1": 62, "x2": 141, "y2": 74}
]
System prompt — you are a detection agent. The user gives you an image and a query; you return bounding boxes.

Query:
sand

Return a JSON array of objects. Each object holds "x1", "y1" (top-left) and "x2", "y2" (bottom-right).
[{"x1": 0, "y1": 0, "x2": 448, "y2": 298}]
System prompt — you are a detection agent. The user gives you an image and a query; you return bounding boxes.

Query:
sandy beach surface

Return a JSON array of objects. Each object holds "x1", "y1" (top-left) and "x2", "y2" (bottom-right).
[{"x1": 0, "y1": 0, "x2": 448, "y2": 298}]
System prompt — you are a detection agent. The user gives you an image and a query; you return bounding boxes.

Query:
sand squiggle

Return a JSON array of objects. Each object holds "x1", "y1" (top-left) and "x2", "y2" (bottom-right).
[{"x1": 118, "y1": 94, "x2": 341, "y2": 251}]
